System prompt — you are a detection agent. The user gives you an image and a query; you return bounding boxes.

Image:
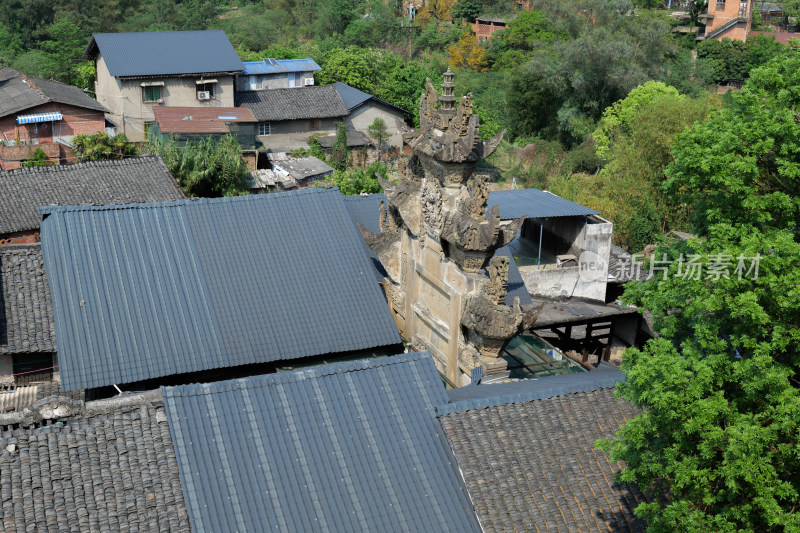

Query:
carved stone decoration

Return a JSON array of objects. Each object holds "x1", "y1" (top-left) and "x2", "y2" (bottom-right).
[
  {"x1": 421, "y1": 178, "x2": 444, "y2": 238},
  {"x1": 361, "y1": 71, "x2": 541, "y2": 385}
]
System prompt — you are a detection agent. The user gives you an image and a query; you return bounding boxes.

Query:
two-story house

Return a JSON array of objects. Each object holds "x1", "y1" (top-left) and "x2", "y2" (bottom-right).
[
  {"x1": 700, "y1": 0, "x2": 753, "y2": 40},
  {"x1": 84, "y1": 30, "x2": 244, "y2": 141},
  {"x1": 0, "y1": 67, "x2": 108, "y2": 169},
  {"x1": 236, "y1": 58, "x2": 321, "y2": 91}
]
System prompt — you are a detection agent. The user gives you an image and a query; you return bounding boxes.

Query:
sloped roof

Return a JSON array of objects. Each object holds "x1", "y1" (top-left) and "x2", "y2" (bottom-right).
[
  {"x1": 317, "y1": 129, "x2": 372, "y2": 148},
  {"x1": 0, "y1": 244, "x2": 56, "y2": 355},
  {"x1": 0, "y1": 401, "x2": 191, "y2": 532},
  {"x1": 84, "y1": 30, "x2": 244, "y2": 78},
  {"x1": 341, "y1": 193, "x2": 390, "y2": 280},
  {"x1": 333, "y1": 81, "x2": 408, "y2": 115},
  {"x1": 236, "y1": 85, "x2": 349, "y2": 121},
  {"x1": 0, "y1": 155, "x2": 185, "y2": 235},
  {"x1": 162, "y1": 352, "x2": 482, "y2": 533},
  {"x1": 439, "y1": 380, "x2": 647, "y2": 532},
  {"x1": 0, "y1": 67, "x2": 108, "y2": 118},
  {"x1": 274, "y1": 155, "x2": 333, "y2": 181},
  {"x1": 152, "y1": 106, "x2": 256, "y2": 134},
  {"x1": 40, "y1": 188, "x2": 401, "y2": 391},
  {"x1": 242, "y1": 57, "x2": 321, "y2": 75},
  {"x1": 488, "y1": 188, "x2": 599, "y2": 220},
  {"x1": 749, "y1": 30, "x2": 800, "y2": 45}
]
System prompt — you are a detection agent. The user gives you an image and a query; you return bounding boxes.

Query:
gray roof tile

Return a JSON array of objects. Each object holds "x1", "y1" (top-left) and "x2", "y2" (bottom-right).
[
  {"x1": 236, "y1": 85, "x2": 349, "y2": 121},
  {"x1": 440, "y1": 387, "x2": 647, "y2": 533},
  {"x1": 0, "y1": 244, "x2": 56, "y2": 355},
  {"x1": 0, "y1": 155, "x2": 185, "y2": 235},
  {"x1": 40, "y1": 188, "x2": 401, "y2": 391},
  {"x1": 0, "y1": 67, "x2": 108, "y2": 117},
  {"x1": 162, "y1": 351, "x2": 482, "y2": 533},
  {"x1": 85, "y1": 30, "x2": 244, "y2": 78},
  {"x1": 488, "y1": 188, "x2": 599, "y2": 220},
  {"x1": 0, "y1": 402, "x2": 191, "y2": 532}
]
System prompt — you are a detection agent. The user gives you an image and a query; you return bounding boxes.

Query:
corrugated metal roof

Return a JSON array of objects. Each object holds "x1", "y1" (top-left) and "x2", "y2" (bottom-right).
[
  {"x1": 342, "y1": 193, "x2": 390, "y2": 280},
  {"x1": 40, "y1": 188, "x2": 401, "y2": 391},
  {"x1": 442, "y1": 361, "x2": 625, "y2": 410},
  {"x1": 242, "y1": 58, "x2": 321, "y2": 75},
  {"x1": 162, "y1": 351, "x2": 482, "y2": 533},
  {"x1": 152, "y1": 106, "x2": 256, "y2": 133},
  {"x1": 85, "y1": 30, "x2": 244, "y2": 78},
  {"x1": 487, "y1": 188, "x2": 599, "y2": 220}
]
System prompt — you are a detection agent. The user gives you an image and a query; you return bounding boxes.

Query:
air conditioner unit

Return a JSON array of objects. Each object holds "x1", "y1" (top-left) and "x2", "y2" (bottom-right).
[
  {"x1": 197, "y1": 91, "x2": 211, "y2": 101},
  {"x1": 304, "y1": 78, "x2": 314, "y2": 86}
]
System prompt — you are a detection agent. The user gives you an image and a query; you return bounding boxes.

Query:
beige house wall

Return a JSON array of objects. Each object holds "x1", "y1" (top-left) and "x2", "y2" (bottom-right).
[
  {"x1": 257, "y1": 118, "x2": 341, "y2": 150},
  {"x1": 345, "y1": 102, "x2": 407, "y2": 149},
  {"x1": 94, "y1": 52, "x2": 236, "y2": 142}
]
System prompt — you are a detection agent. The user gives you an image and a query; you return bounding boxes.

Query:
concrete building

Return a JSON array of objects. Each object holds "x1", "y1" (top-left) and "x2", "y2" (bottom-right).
[
  {"x1": 488, "y1": 188, "x2": 613, "y2": 302},
  {"x1": 84, "y1": 30, "x2": 244, "y2": 141},
  {"x1": 0, "y1": 67, "x2": 108, "y2": 169},
  {"x1": 333, "y1": 82, "x2": 410, "y2": 149},
  {"x1": 236, "y1": 58, "x2": 321, "y2": 91}
]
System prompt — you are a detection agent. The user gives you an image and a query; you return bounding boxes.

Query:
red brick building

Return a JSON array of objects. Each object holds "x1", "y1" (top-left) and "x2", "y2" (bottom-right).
[
  {"x1": 0, "y1": 67, "x2": 108, "y2": 170},
  {"x1": 701, "y1": 0, "x2": 753, "y2": 41}
]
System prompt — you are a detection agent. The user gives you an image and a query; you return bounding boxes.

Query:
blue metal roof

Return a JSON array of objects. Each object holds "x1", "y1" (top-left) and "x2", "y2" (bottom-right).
[
  {"x1": 333, "y1": 81, "x2": 409, "y2": 115},
  {"x1": 85, "y1": 30, "x2": 244, "y2": 78},
  {"x1": 162, "y1": 351, "x2": 482, "y2": 533},
  {"x1": 242, "y1": 58, "x2": 321, "y2": 75},
  {"x1": 440, "y1": 361, "x2": 625, "y2": 414},
  {"x1": 488, "y1": 188, "x2": 599, "y2": 220},
  {"x1": 40, "y1": 188, "x2": 401, "y2": 391},
  {"x1": 342, "y1": 193, "x2": 390, "y2": 280}
]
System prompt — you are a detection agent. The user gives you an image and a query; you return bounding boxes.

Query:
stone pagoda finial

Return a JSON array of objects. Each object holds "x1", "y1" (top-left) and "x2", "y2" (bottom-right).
[{"x1": 440, "y1": 68, "x2": 456, "y2": 111}]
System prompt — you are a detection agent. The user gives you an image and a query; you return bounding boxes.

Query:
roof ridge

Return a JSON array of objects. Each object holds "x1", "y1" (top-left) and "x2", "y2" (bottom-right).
[
  {"x1": 436, "y1": 383, "x2": 623, "y2": 416},
  {"x1": 37, "y1": 185, "x2": 337, "y2": 215},
  {"x1": 162, "y1": 351, "x2": 431, "y2": 398}
]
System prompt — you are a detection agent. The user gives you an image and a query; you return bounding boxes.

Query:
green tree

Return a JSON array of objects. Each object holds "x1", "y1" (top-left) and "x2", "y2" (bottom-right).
[
  {"x1": 593, "y1": 81, "x2": 681, "y2": 162},
  {"x1": 148, "y1": 134, "x2": 250, "y2": 197},
  {"x1": 316, "y1": 161, "x2": 386, "y2": 195},
  {"x1": 600, "y1": 55, "x2": 800, "y2": 531},
  {"x1": 367, "y1": 117, "x2": 391, "y2": 154},
  {"x1": 316, "y1": 46, "x2": 402, "y2": 94},
  {"x1": 73, "y1": 132, "x2": 140, "y2": 162},
  {"x1": 21, "y1": 148, "x2": 54, "y2": 167},
  {"x1": 331, "y1": 122, "x2": 350, "y2": 171}
]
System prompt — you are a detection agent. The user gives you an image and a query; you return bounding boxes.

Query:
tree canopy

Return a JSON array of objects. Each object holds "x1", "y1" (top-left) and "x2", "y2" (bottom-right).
[{"x1": 601, "y1": 54, "x2": 800, "y2": 531}]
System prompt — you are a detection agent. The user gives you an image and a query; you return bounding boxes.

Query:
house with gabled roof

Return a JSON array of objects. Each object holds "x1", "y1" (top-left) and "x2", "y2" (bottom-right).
[
  {"x1": 39, "y1": 188, "x2": 402, "y2": 395},
  {"x1": 237, "y1": 57, "x2": 321, "y2": 91},
  {"x1": 0, "y1": 67, "x2": 109, "y2": 170},
  {"x1": 332, "y1": 82, "x2": 411, "y2": 149},
  {"x1": 84, "y1": 30, "x2": 244, "y2": 141},
  {"x1": 150, "y1": 106, "x2": 258, "y2": 146},
  {"x1": 236, "y1": 84, "x2": 349, "y2": 149},
  {"x1": 0, "y1": 155, "x2": 185, "y2": 245}
]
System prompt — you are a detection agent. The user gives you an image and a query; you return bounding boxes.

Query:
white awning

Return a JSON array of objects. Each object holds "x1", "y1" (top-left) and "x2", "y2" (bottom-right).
[
  {"x1": 140, "y1": 81, "x2": 165, "y2": 87},
  {"x1": 196, "y1": 79, "x2": 218, "y2": 84},
  {"x1": 17, "y1": 112, "x2": 62, "y2": 124}
]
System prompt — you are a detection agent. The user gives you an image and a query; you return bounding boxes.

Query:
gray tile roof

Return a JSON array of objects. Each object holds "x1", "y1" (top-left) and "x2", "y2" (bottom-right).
[
  {"x1": 236, "y1": 85, "x2": 349, "y2": 121},
  {"x1": 0, "y1": 244, "x2": 56, "y2": 355},
  {"x1": 0, "y1": 402, "x2": 190, "y2": 532},
  {"x1": 0, "y1": 67, "x2": 108, "y2": 118},
  {"x1": 439, "y1": 386, "x2": 647, "y2": 532},
  {"x1": 274, "y1": 155, "x2": 333, "y2": 181},
  {"x1": 40, "y1": 188, "x2": 401, "y2": 391},
  {"x1": 317, "y1": 129, "x2": 372, "y2": 148},
  {"x1": 85, "y1": 30, "x2": 244, "y2": 78},
  {"x1": 162, "y1": 351, "x2": 482, "y2": 533},
  {"x1": 488, "y1": 188, "x2": 599, "y2": 220},
  {"x1": 0, "y1": 155, "x2": 185, "y2": 235},
  {"x1": 341, "y1": 193, "x2": 390, "y2": 280}
]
